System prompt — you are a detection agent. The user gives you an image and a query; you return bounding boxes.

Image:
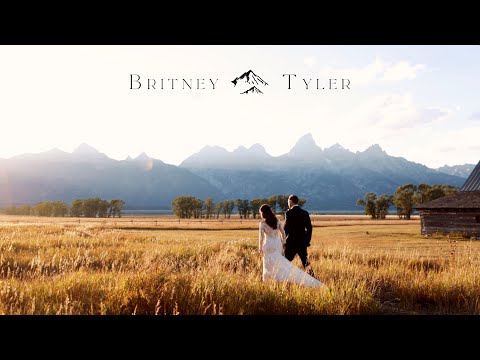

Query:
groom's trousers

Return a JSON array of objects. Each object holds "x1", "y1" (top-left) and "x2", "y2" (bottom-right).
[{"x1": 284, "y1": 245, "x2": 315, "y2": 277}]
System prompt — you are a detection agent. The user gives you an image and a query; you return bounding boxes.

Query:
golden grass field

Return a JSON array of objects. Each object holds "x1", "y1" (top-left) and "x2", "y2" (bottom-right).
[{"x1": 1, "y1": 213, "x2": 480, "y2": 315}]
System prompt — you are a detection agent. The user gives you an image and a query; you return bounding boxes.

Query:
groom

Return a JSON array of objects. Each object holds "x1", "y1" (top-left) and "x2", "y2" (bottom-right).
[{"x1": 283, "y1": 194, "x2": 316, "y2": 278}]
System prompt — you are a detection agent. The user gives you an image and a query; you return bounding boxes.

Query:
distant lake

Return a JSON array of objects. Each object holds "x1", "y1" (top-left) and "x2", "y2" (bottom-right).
[
  {"x1": 122, "y1": 209, "x2": 173, "y2": 216},
  {"x1": 311, "y1": 210, "x2": 365, "y2": 215},
  {"x1": 122, "y1": 209, "x2": 366, "y2": 216}
]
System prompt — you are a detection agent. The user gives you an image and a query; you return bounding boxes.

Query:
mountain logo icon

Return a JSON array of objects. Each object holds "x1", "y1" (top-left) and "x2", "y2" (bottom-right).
[
  {"x1": 231, "y1": 70, "x2": 268, "y2": 94},
  {"x1": 240, "y1": 86, "x2": 263, "y2": 94}
]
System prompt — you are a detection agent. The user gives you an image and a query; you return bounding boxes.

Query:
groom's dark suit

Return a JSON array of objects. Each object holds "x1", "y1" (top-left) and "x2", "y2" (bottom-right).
[{"x1": 283, "y1": 205, "x2": 315, "y2": 276}]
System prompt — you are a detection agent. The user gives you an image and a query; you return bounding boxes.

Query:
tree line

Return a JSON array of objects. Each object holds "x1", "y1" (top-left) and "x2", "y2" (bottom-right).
[
  {"x1": 357, "y1": 183, "x2": 459, "y2": 219},
  {"x1": 171, "y1": 195, "x2": 306, "y2": 219},
  {"x1": 2, "y1": 198, "x2": 125, "y2": 218}
]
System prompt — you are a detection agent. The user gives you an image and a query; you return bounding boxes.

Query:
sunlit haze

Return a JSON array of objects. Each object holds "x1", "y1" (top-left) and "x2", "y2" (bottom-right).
[{"x1": 0, "y1": 45, "x2": 479, "y2": 168}]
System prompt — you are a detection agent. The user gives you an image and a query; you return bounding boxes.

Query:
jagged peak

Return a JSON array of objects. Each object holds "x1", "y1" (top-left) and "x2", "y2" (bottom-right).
[
  {"x1": 249, "y1": 143, "x2": 267, "y2": 153},
  {"x1": 324, "y1": 143, "x2": 354, "y2": 156},
  {"x1": 198, "y1": 145, "x2": 229, "y2": 153},
  {"x1": 290, "y1": 133, "x2": 322, "y2": 152},
  {"x1": 134, "y1": 152, "x2": 150, "y2": 161},
  {"x1": 233, "y1": 145, "x2": 248, "y2": 153},
  {"x1": 355, "y1": 144, "x2": 389, "y2": 158},
  {"x1": 328, "y1": 143, "x2": 345, "y2": 150},
  {"x1": 363, "y1": 144, "x2": 386, "y2": 154},
  {"x1": 73, "y1": 143, "x2": 100, "y2": 154},
  {"x1": 295, "y1": 133, "x2": 317, "y2": 145}
]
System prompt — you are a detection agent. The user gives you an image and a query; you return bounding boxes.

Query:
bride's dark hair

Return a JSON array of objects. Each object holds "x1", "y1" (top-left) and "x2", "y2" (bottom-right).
[{"x1": 259, "y1": 204, "x2": 278, "y2": 229}]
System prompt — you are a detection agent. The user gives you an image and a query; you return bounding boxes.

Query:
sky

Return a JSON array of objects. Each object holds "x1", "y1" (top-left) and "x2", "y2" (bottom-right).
[{"x1": 0, "y1": 45, "x2": 479, "y2": 168}]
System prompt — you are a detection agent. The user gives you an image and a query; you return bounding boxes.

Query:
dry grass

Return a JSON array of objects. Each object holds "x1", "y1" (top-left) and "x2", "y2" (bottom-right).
[{"x1": 0, "y1": 214, "x2": 479, "y2": 315}]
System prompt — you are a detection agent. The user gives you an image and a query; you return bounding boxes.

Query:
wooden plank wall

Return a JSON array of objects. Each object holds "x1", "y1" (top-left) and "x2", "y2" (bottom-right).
[{"x1": 420, "y1": 210, "x2": 480, "y2": 237}]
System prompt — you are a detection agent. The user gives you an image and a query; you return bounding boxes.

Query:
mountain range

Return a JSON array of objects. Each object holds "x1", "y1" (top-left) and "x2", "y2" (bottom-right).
[
  {"x1": 0, "y1": 143, "x2": 222, "y2": 210},
  {"x1": 435, "y1": 163, "x2": 477, "y2": 178},
  {"x1": 0, "y1": 135, "x2": 473, "y2": 211}
]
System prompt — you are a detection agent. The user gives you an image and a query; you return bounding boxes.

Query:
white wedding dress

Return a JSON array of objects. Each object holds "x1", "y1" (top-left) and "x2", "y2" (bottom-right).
[{"x1": 259, "y1": 220, "x2": 324, "y2": 288}]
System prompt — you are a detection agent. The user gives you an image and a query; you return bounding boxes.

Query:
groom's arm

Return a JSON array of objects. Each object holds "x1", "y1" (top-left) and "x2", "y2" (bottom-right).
[
  {"x1": 278, "y1": 221, "x2": 286, "y2": 245},
  {"x1": 283, "y1": 211, "x2": 290, "y2": 237},
  {"x1": 304, "y1": 211, "x2": 312, "y2": 246}
]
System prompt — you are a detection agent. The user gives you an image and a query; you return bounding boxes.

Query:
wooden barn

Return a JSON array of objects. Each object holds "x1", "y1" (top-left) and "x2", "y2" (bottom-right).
[{"x1": 416, "y1": 161, "x2": 480, "y2": 239}]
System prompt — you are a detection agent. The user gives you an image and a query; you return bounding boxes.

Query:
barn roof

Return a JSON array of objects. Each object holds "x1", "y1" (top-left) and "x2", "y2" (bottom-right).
[
  {"x1": 462, "y1": 161, "x2": 480, "y2": 191},
  {"x1": 415, "y1": 191, "x2": 480, "y2": 209}
]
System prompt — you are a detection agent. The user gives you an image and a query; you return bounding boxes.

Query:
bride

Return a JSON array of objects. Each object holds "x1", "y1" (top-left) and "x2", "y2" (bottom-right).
[{"x1": 258, "y1": 204, "x2": 324, "y2": 288}]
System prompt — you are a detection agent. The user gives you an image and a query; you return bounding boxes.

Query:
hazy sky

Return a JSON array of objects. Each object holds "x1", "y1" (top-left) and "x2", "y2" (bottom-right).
[{"x1": 0, "y1": 45, "x2": 479, "y2": 168}]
